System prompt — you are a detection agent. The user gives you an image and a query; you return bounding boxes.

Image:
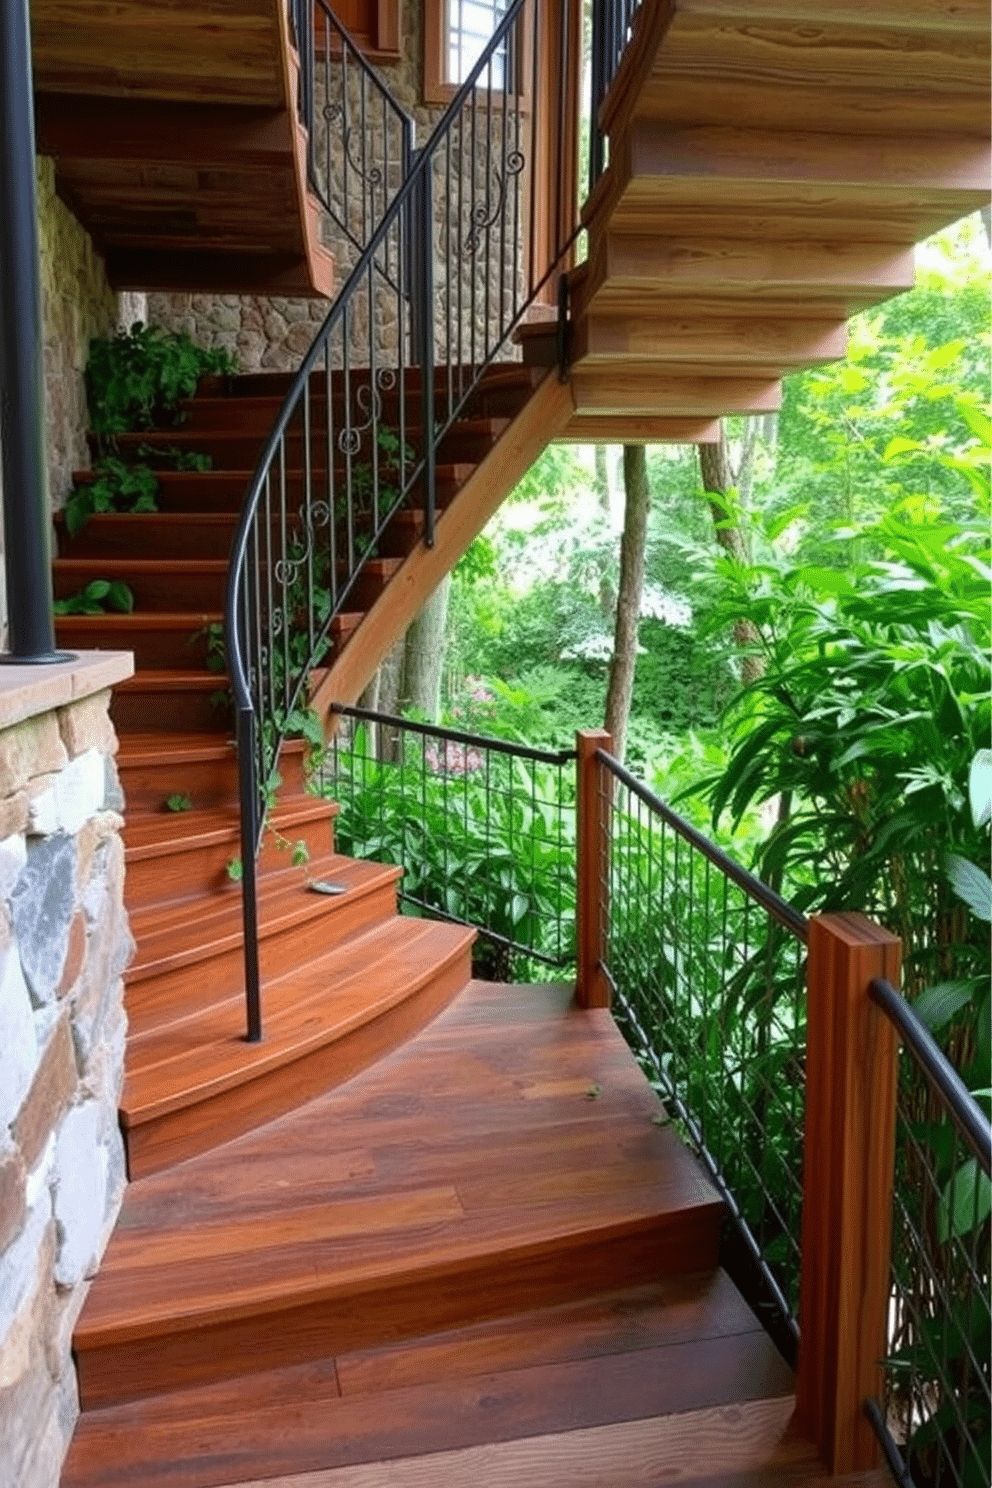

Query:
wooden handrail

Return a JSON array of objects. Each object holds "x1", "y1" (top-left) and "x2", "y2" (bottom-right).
[
  {"x1": 796, "y1": 912, "x2": 902, "y2": 1474},
  {"x1": 575, "y1": 729, "x2": 612, "y2": 1008}
]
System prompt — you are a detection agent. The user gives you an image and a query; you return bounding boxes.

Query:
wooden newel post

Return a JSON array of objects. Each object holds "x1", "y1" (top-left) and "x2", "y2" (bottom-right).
[
  {"x1": 575, "y1": 729, "x2": 612, "y2": 1008},
  {"x1": 796, "y1": 912, "x2": 901, "y2": 1474}
]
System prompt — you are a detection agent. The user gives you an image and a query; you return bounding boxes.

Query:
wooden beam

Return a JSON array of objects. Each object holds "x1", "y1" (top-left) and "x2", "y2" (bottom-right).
[
  {"x1": 312, "y1": 373, "x2": 576, "y2": 712},
  {"x1": 569, "y1": 368, "x2": 781, "y2": 417},
  {"x1": 796, "y1": 912, "x2": 901, "y2": 1475},
  {"x1": 573, "y1": 310, "x2": 848, "y2": 369},
  {"x1": 674, "y1": 0, "x2": 990, "y2": 30},
  {"x1": 575, "y1": 730, "x2": 612, "y2": 1010},
  {"x1": 35, "y1": 95, "x2": 293, "y2": 168},
  {"x1": 554, "y1": 414, "x2": 720, "y2": 444},
  {"x1": 578, "y1": 234, "x2": 916, "y2": 312}
]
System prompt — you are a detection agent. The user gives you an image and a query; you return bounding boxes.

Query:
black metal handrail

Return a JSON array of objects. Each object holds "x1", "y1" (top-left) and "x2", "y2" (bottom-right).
[
  {"x1": 595, "y1": 749, "x2": 810, "y2": 942},
  {"x1": 227, "y1": 0, "x2": 586, "y2": 1037},
  {"x1": 866, "y1": 975, "x2": 991, "y2": 1488},
  {"x1": 870, "y1": 976, "x2": 992, "y2": 1176}
]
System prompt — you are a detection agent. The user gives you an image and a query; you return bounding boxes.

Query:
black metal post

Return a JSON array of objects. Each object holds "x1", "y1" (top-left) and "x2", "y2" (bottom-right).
[
  {"x1": 414, "y1": 158, "x2": 435, "y2": 548},
  {"x1": 0, "y1": 0, "x2": 61, "y2": 662},
  {"x1": 235, "y1": 704, "x2": 263, "y2": 1041}
]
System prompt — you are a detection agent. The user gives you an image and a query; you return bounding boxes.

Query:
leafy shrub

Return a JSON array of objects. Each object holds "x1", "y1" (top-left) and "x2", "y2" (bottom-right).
[
  {"x1": 85, "y1": 321, "x2": 236, "y2": 435},
  {"x1": 53, "y1": 579, "x2": 134, "y2": 615},
  {"x1": 324, "y1": 722, "x2": 576, "y2": 979}
]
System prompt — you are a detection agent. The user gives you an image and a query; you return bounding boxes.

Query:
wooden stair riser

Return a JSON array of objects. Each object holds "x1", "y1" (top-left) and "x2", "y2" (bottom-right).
[
  {"x1": 202, "y1": 364, "x2": 539, "y2": 407},
  {"x1": 73, "y1": 1202, "x2": 721, "y2": 1408},
  {"x1": 56, "y1": 615, "x2": 216, "y2": 671},
  {"x1": 179, "y1": 380, "x2": 534, "y2": 433},
  {"x1": 125, "y1": 873, "x2": 400, "y2": 1027},
  {"x1": 120, "y1": 935, "x2": 472, "y2": 1181},
  {"x1": 123, "y1": 810, "x2": 336, "y2": 912},
  {"x1": 95, "y1": 421, "x2": 506, "y2": 472},
  {"x1": 117, "y1": 740, "x2": 310, "y2": 813},
  {"x1": 111, "y1": 678, "x2": 233, "y2": 736},
  {"x1": 55, "y1": 559, "x2": 227, "y2": 612},
  {"x1": 71, "y1": 465, "x2": 469, "y2": 521}
]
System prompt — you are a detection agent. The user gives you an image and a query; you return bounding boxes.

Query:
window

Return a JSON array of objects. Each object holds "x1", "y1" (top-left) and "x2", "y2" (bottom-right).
[
  {"x1": 448, "y1": 0, "x2": 509, "y2": 87},
  {"x1": 424, "y1": 0, "x2": 517, "y2": 104}
]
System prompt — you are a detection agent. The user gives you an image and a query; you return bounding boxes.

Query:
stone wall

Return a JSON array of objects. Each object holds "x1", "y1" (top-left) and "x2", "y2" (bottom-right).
[
  {"x1": 34, "y1": 157, "x2": 148, "y2": 511},
  {"x1": 0, "y1": 668, "x2": 132, "y2": 1487}
]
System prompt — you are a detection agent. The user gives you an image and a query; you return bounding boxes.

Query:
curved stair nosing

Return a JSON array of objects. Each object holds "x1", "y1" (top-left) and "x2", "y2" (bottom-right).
[{"x1": 120, "y1": 922, "x2": 475, "y2": 1179}]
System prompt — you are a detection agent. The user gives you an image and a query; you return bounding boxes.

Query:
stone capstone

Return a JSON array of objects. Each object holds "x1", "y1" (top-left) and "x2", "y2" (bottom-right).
[{"x1": 9, "y1": 833, "x2": 76, "y2": 1007}]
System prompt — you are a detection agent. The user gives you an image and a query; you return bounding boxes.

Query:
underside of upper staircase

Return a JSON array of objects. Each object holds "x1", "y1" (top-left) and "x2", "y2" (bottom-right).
[
  {"x1": 533, "y1": 0, "x2": 991, "y2": 439},
  {"x1": 30, "y1": 0, "x2": 333, "y2": 295}
]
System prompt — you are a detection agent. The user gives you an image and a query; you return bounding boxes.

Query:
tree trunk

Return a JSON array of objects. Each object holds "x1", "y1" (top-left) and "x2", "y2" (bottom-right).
[
  {"x1": 593, "y1": 444, "x2": 616, "y2": 621},
  {"x1": 604, "y1": 445, "x2": 650, "y2": 764},
  {"x1": 398, "y1": 573, "x2": 452, "y2": 723},
  {"x1": 699, "y1": 427, "x2": 764, "y2": 686}
]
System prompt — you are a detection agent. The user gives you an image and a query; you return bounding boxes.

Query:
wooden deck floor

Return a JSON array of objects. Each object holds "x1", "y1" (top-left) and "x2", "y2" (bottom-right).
[{"x1": 59, "y1": 979, "x2": 895, "y2": 1487}]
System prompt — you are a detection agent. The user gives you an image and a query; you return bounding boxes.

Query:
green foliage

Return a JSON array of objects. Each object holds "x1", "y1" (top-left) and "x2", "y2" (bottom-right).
[
  {"x1": 325, "y1": 722, "x2": 575, "y2": 980},
  {"x1": 65, "y1": 458, "x2": 159, "y2": 536},
  {"x1": 165, "y1": 793, "x2": 193, "y2": 813},
  {"x1": 53, "y1": 580, "x2": 134, "y2": 615},
  {"x1": 85, "y1": 321, "x2": 236, "y2": 435}
]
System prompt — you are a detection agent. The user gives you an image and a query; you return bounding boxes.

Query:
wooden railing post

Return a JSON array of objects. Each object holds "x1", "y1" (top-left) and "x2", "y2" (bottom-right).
[
  {"x1": 575, "y1": 729, "x2": 612, "y2": 1008},
  {"x1": 796, "y1": 912, "x2": 901, "y2": 1474}
]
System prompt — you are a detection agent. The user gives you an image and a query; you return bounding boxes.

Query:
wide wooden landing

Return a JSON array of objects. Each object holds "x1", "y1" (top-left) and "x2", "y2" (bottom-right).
[{"x1": 70, "y1": 983, "x2": 724, "y2": 1407}]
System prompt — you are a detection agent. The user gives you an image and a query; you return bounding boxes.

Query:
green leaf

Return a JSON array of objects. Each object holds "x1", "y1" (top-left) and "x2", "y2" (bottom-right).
[
  {"x1": 226, "y1": 856, "x2": 243, "y2": 882},
  {"x1": 914, "y1": 981, "x2": 976, "y2": 1032},
  {"x1": 969, "y1": 748, "x2": 992, "y2": 829},
  {"x1": 291, "y1": 840, "x2": 310, "y2": 867},
  {"x1": 937, "y1": 1158, "x2": 992, "y2": 1243},
  {"x1": 165, "y1": 793, "x2": 193, "y2": 812},
  {"x1": 946, "y1": 853, "x2": 992, "y2": 922}
]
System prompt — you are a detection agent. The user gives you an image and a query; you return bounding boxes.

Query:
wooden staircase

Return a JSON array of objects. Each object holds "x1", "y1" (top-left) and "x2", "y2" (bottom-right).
[{"x1": 55, "y1": 367, "x2": 884, "y2": 1486}]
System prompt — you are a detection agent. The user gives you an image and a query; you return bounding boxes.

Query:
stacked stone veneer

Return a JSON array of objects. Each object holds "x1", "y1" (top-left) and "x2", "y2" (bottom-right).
[{"x1": 0, "y1": 686, "x2": 131, "y2": 1487}]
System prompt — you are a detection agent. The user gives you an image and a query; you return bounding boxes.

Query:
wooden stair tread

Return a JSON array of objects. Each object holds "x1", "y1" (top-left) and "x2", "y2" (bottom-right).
[
  {"x1": 63, "y1": 1275, "x2": 796, "y2": 1488},
  {"x1": 123, "y1": 795, "x2": 335, "y2": 858},
  {"x1": 79, "y1": 982, "x2": 722, "y2": 1349},
  {"x1": 121, "y1": 918, "x2": 475, "y2": 1123},
  {"x1": 126, "y1": 854, "x2": 401, "y2": 987}
]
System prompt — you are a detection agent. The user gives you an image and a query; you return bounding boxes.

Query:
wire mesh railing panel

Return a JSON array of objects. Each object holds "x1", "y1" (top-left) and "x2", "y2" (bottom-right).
[
  {"x1": 323, "y1": 703, "x2": 576, "y2": 980},
  {"x1": 596, "y1": 754, "x2": 808, "y2": 1339},
  {"x1": 869, "y1": 979, "x2": 992, "y2": 1488}
]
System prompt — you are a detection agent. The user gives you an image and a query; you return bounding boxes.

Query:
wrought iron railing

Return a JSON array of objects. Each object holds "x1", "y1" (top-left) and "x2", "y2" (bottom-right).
[
  {"x1": 290, "y1": 0, "x2": 414, "y2": 279},
  {"x1": 591, "y1": 746, "x2": 809, "y2": 1362},
  {"x1": 323, "y1": 702, "x2": 576, "y2": 979},
  {"x1": 866, "y1": 976, "x2": 991, "y2": 1488},
  {"x1": 227, "y1": 0, "x2": 585, "y2": 1037}
]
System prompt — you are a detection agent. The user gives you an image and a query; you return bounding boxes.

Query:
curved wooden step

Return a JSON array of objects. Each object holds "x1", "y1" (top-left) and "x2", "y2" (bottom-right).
[
  {"x1": 73, "y1": 982, "x2": 721, "y2": 1408},
  {"x1": 56, "y1": 610, "x2": 219, "y2": 669},
  {"x1": 123, "y1": 796, "x2": 338, "y2": 910},
  {"x1": 116, "y1": 732, "x2": 309, "y2": 812},
  {"x1": 55, "y1": 556, "x2": 228, "y2": 610},
  {"x1": 63, "y1": 1275, "x2": 806, "y2": 1488},
  {"x1": 126, "y1": 853, "x2": 402, "y2": 1026},
  {"x1": 121, "y1": 917, "x2": 475, "y2": 1177},
  {"x1": 97, "y1": 419, "x2": 510, "y2": 471}
]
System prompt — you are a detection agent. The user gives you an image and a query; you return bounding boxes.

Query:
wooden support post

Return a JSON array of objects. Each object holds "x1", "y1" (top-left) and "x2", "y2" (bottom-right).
[
  {"x1": 575, "y1": 729, "x2": 612, "y2": 1009},
  {"x1": 796, "y1": 912, "x2": 901, "y2": 1474}
]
